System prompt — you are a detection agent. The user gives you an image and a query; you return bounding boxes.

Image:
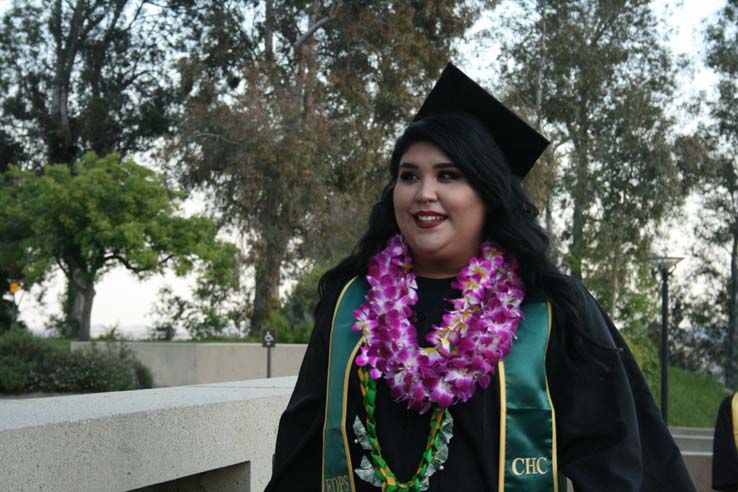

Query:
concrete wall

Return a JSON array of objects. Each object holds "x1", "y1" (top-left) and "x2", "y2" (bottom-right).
[
  {"x1": 0, "y1": 377, "x2": 295, "y2": 492},
  {"x1": 71, "y1": 342, "x2": 308, "y2": 387}
]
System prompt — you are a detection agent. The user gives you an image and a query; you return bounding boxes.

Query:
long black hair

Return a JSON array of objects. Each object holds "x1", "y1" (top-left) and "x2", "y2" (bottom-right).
[{"x1": 318, "y1": 112, "x2": 593, "y2": 361}]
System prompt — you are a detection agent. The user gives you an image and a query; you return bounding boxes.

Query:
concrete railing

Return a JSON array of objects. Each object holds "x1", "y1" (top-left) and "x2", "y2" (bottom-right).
[
  {"x1": 0, "y1": 376, "x2": 715, "y2": 492},
  {"x1": 671, "y1": 427, "x2": 715, "y2": 492},
  {"x1": 0, "y1": 377, "x2": 296, "y2": 492},
  {"x1": 71, "y1": 342, "x2": 308, "y2": 387}
]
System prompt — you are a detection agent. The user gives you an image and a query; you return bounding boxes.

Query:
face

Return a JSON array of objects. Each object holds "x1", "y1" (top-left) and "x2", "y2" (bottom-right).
[{"x1": 393, "y1": 141, "x2": 486, "y2": 278}]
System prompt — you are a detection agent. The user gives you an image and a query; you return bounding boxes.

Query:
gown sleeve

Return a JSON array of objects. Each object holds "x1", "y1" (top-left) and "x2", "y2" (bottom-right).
[
  {"x1": 264, "y1": 282, "x2": 343, "y2": 492},
  {"x1": 549, "y1": 283, "x2": 696, "y2": 492},
  {"x1": 712, "y1": 395, "x2": 738, "y2": 492}
]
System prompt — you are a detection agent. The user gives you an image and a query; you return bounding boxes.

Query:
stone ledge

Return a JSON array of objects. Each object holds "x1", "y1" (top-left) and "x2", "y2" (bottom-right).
[
  {"x1": 0, "y1": 377, "x2": 713, "y2": 491},
  {"x1": 0, "y1": 376, "x2": 296, "y2": 492}
]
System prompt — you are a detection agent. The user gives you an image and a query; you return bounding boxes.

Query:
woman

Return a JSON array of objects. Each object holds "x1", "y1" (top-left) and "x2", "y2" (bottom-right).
[{"x1": 265, "y1": 64, "x2": 695, "y2": 492}]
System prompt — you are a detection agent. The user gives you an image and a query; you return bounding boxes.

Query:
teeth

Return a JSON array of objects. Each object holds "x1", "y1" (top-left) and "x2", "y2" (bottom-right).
[{"x1": 417, "y1": 215, "x2": 444, "y2": 222}]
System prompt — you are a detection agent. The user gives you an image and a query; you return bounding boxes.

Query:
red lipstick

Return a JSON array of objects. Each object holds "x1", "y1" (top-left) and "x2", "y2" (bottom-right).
[{"x1": 413, "y1": 211, "x2": 447, "y2": 229}]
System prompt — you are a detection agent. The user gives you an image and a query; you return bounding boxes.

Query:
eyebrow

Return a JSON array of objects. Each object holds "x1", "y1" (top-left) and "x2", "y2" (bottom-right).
[{"x1": 398, "y1": 162, "x2": 457, "y2": 169}]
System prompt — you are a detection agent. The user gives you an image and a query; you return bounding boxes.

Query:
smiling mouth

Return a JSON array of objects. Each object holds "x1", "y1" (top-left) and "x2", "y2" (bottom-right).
[{"x1": 413, "y1": 213, "x2": 447, "y2": 228}]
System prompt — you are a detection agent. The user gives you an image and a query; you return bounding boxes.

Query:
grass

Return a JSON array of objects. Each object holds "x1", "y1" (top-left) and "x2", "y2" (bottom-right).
[
  {"x1": 169, "y1": 337, "x2": 258, "y2": 343},
  {"x1": 43, "y1": 338, "x2": 72, "y2": 352},
  {"x1": 666, "y1": 366, "x2": 732, "y2": 428}
]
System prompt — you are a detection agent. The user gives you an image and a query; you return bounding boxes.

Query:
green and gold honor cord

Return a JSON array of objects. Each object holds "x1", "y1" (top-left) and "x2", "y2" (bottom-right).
[{"x1": 357, "y1": 367, "x2": 449, "y2": 492}]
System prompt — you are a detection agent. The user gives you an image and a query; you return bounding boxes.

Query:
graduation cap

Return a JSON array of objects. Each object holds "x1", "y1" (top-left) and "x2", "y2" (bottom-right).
[{"x1": 413, "y1": 63, "x2": 549, "y2": 178}]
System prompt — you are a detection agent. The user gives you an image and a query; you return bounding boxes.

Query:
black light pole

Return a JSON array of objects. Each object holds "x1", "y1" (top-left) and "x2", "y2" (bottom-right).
[{"x1": 645, "y1": 255, "x2": 682, "y2": 423}]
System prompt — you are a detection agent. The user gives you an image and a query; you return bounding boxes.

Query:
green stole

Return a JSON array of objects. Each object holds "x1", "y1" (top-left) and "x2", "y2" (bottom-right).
[{"x1": 321, "y1": 277, "x2": 559, "y2": 492}]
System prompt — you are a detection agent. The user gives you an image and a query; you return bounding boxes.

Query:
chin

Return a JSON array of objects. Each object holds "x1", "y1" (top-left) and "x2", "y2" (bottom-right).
[
  {"x1": 405, "y1": 238, "x2": 449, "y2": 258},
  {"x1": 410, "y1": 245, "x2": 458, "y2": 267}
]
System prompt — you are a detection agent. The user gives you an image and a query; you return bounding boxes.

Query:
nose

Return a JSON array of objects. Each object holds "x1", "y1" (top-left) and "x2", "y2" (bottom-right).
[{"x1": 415, "y1": 177, "x2": 437, "y2": 204}]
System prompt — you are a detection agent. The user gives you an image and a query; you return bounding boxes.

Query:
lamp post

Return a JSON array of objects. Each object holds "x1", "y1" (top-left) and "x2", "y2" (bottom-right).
[{"x1": 644, "y1": 255, "x2": 683, "y2": 423}]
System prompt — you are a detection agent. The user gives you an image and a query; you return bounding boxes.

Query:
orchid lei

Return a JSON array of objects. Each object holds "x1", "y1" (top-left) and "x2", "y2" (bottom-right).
[{"x1": 352, "y1": 234, "x2": 526, "y2": 414}]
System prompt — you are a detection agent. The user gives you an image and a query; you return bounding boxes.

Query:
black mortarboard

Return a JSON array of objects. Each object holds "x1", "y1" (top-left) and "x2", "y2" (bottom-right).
[{"x1": 413, "y1": 63, "x2": 549, "y2": 177}]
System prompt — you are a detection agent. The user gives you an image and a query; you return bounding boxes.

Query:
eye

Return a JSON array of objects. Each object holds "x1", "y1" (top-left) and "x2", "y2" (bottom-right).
[
  {"x1": 398, "y1": 171, "x2": 418, "y2": 182},
  {"x1": 438, "y1": 169, "x2": 462, "y2": 181}
]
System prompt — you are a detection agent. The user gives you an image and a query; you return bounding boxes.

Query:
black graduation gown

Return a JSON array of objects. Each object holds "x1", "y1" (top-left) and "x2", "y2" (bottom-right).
[
  {"x1": 265, "y1": 277, "x2": 695, "y2": 492},
  {"x1": 713, "y1": 395, "x2": 738, "y2": 492}
]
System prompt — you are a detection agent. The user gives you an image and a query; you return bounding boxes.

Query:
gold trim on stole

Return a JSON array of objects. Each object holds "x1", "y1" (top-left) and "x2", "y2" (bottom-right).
[
  {"x1": 498, "y1": 360, "x2": 507, "y2": 491},
  {"x1": 543, "y1": 301, "x2": 560, "y2": 492},
  {"x1": 730, "y1": 393, "x2": 738, "y2": 449},
  {"x1": 497, "y1": 300, "x2": 559, "y2": 492},
  {"x1": 322, "y1": 277, "x2": 360, "y2": 492},
  {"x1": 342, "y1": 339, "x2": 363, "y2": 492}
]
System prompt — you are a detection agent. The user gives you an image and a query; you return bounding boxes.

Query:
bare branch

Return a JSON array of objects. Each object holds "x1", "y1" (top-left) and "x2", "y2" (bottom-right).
[
  {"x1": 105, "y1": 253, "x2": 150, "y2": 273},
  {"x1": 192, "y1": 132, "x2": 243, "y2": 146},
  {"x1": 293, "y1": 2, "x2": 341, "y2": 51},
  {"x1": 104, "y1": 252, "x2": 176, "y2": 274}
]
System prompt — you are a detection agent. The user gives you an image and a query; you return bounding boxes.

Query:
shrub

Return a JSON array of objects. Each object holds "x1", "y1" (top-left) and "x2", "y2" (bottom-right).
[
  {"x1": 0, "y1": 327, "x2": 54, "y2": 358},
  {"x1": 0, "y1": 329, "x2": 153, "y2": 394},
  {"x1": 0, "y1": 354, "x2": 34, "y2": 392}
]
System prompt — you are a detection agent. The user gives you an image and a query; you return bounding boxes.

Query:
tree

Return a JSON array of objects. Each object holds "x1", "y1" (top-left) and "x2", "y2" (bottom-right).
[
  {"x1": 0, "y1": 0, "x2": 178, "y2": 167},
  {"x1": 684, "y1": 0, "x2": 738, "y2": 389},
  {"x1": 168, "y1": 0, "x2": 494, "y2": 335},
  {"x1": 0, "y1": 0, "x2": 182, "y2": 331},
  {"x1": 0, "y1": 152, "x2": 239, "y2": 340},
  {"x1": 494, "y1": 0, "x2": 694, "y2": 320}
]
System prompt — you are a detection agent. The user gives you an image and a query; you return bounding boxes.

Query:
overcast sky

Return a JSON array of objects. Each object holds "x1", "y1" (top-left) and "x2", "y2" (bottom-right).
[{"x1": 3, "y1": 0, "x2": 728, "y2": 337}]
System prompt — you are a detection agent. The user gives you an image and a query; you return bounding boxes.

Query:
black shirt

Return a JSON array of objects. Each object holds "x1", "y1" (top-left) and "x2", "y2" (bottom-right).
[{"x1": 265, "y1": 276, "x2": 695, "y2": 491}]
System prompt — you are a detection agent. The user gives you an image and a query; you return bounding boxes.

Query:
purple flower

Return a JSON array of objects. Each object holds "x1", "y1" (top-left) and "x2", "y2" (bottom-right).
[
  {"x1": 354, "y1": 235, "x2": 525, "y2": 413},
  {"x1": 429, "y1": 378, "x2": 455, "y2": 408}
]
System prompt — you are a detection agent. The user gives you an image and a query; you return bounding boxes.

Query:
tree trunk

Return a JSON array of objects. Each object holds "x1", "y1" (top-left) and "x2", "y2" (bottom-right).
[
  {"x1": 610, "y1": 245, "x2": 620, "y2": 320},
  {"x1": 264, "y1": 0, "x2": 274, "y2": 61},
  {"x1": 70, "y1": 267, "x2": 96, "y2": 341},
  {"x1": 49, "y1": 1, "x2": 74, "y2": 164},
  {"x1": 568, "y1": 93, "x2": 590, "y2": 280},
  {"x1": 303, "y1": 0, "x2": 320, "y2": 117},
  {"x1": 569, "y1": 148, "x2": 588, "y2": 279},
  {"x1": 727, "y1": 221, "x2": 738, "y2": 389},
  {"x1": 250, "y1": 231, "x2": 287, "y2": 337},
  {"x1": 535, "y1": 0, "x2": 545, "y2": 132}
]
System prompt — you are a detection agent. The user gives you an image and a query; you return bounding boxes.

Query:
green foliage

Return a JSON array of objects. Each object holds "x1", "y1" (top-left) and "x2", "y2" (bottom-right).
[
  {"x1": 621, "y1": 325, "x2": 731, "y2": 427},
  {"x1": 0, "y1": 0, "x2": 179, "y2": 167},
  {"x1": 45, "y1": 286, "x2": 80, "y2": 338},
  {"x1": 149, "y1": 262, "x2": 246, "y2": 341},
  {"x1": 0, "y1": 328, "x2": 56, "y2": 362},
  {"x1": 259, "y1": 310, "x2": 309, "y2": 344},
  {"x1": 0, "y1": 296, "x2": 26, "y2": 334},
  {"x1": 0, "y1": 354, "x2": 34, "y2": 393},
  {"x1": 621, "y1": 324, "x2": 660, "y2": 397},
  {"x1": 273, "y1": 265, "x2": 329, "y2": 344},
  {"x1": 0, "y1": 0, "x2": 182, "y2": 340},
  {"x1": 36, "y1": 344, "x2": 153, "y2": 393},
  {"x1": 0, "y1": 152, "x2": 239, "y2": 339},
  {"x1": 686, "y1": 0, "x2": 738, "y2": 389},
  {"x1": 0, "y1": 329, "x2": 153, "y2": 394},
  {"x1": 495, "y1": 0, "x2": 691, "y2": 333},
  {"x1": 170, "y1": 0, "x2": 490, "y2": 335},
  {"x1": 282, "y1": 265, "x2": 328, "y2": 327}
]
